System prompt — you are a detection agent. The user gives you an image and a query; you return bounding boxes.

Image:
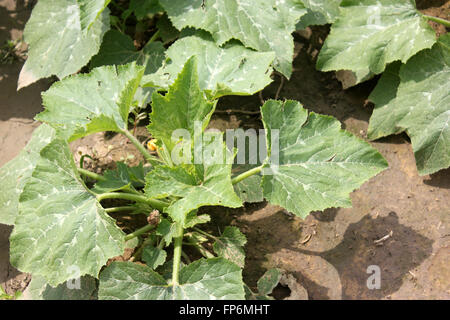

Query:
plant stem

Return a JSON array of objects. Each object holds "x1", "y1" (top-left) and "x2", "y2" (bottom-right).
[
  {"x1": 193, "y1": 227, "x2": 217, "y2": 240},
  {"x1": 147, "y1": 30, "x2": 160, "y2": 44},
  {"x1": 96, "y1": 192, "x2": 168, "y2": 211},
  {"x1": 77, "y1": 168, "x2": 106, "y2": 181},
  {"x1": 186, "y1": 238, "x2": 215, "y2": 258},
  {"x1": 231, "y1": 165, "x2": 263, "y2": 185},
  {"x1": 423, "y1": 15, "x2": 450, "y2": 27},
  {"x1": 105, "y1": 206, "x2": 136, "y2": 213},
  {"x1": 120, "y1": 129, "x2": 162, "y2": 165},
  {"x1": 172, "y1": 222, "x2": 184, "y2": 285},
  {"x1": 124, "y1": 224, "x2": 156, "y2": 241},
  {"x1": 181, "y1": 250, "x2": 192, "y2": 264}
]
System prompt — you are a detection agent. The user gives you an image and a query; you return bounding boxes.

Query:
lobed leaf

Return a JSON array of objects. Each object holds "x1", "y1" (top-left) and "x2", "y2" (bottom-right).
[
  {"x1": 296, "y1": 0, "x2": 342, "y2": 29},
  {"x1": 23, "y1": 275, "x2": 97, "y2": 300},
  {"x1": 18, "y1": 0, "x2": 110, "y2": 89},
  {"x1": 0, "y1": 124, "x2": 55, "y2": 225},
  {"x1": 317, "y1": 0, "x2": 436, "y2": 76},
  {"x1": 147, "y1": 57, "x2": 216, "y2": 153},
  {"x1": 145, "y1": 136, "x2": 242, "y2": 226},
  {"x1": 143, "y1": 33, "x2": 275, "y2": 99},
  {"x1": 260, "y1": 100, "x2": 388, "y2": 218},
  {"x1": 212, "y1": 226, "x2": 247, "y2": 268},
  {"x1": 142, "y1": 246, "x2": 167, "y2": 269},
  {"x1": 10, "y1": 139, "x2": 125, "y2": 287},
  {"x1": 98, "y1": 258, "x2": 245, "y2": 299},
  {"x1": 93, "y1": 162, "x2": 147, "y2": 193},
  {"x1": 368, "y1": 35, "x2": 450, "y2": 175},
  {"x1": 90, "y1": 30, "x2": 166, "y2": 76},
  {"x1": 36, "y1": 63, "x2": 145, "y2": 141},
  {"x1": 159, "y1": 0, "x2": 307, "y2": 78}
]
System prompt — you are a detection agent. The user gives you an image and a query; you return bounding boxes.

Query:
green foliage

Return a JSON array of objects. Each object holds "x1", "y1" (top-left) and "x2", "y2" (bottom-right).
[
  {"x1": 0, "y1": 124, "x2": 55, "y2": 225},
  {"x1": 18, "y1": 0, "x2": 110, "y2": 89},
  {"x1": 24, "y1": 275, "x2": 97, "y2": 300},
  {"x1": 10, "y1": 139, "x2": 125, "y2": 286},
  {"x1": 212, "y1": 227, "x2": 247, "y2": 268},
  {"x1": 317, "y1": 0, "x2": 436, "y2": 75},
  {"x1": 98, "y1": 258, "x2": 245, "y2": 299},
  {"x1": 368, "y1": 35, "x2": 450, "y2": 175},
  {"x1": 36, "y1": 63, "x2": 144, "y2": 141},
  {"x1": 260, "y1": 100, "x2": 388, "y2": 218},
  {"x1": 91, "y1": 30, "x2": 165, "y2": 76},
  {"x1": 4, "y1": 0, "x2": 445, "y2": 300},
  {"x1": 159, "y1": 0, "x2": 306, "y2": 78}
]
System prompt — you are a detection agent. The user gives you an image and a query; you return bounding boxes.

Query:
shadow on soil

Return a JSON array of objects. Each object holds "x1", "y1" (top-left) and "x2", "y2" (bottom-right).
[{"x1": 238, "y1": 208, "x2": 434, "y2": 300}]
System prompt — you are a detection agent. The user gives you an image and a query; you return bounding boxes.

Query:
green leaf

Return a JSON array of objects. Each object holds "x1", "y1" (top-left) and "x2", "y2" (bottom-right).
[
  {"x1": 159, "y1": 0, "x2": 307, "y2": 78},
  {"x1": 98, "y1": 258, "x2": 245, "y2": 299},
  {"x1": 36, "y1": 63, "x2": 145, "y2": 141},
  {"x1": 232, "y1": 136, "x2": 264, "y2": 203},
  {"x1": 0, "y1": 124, "x2": 56, "y2": 225},
  {"x1": 366, "y1": 62, "x2": 403, "y2": 137},
  {"x1": 368, "y1": 35, "x2": 450, "y2": 175},
  {"x1": 90, "y1": 30, "x2": 166, "y2": 76},
  {"x1": 142, "y1": 246, "x2": 167, "y2": 269},
  {"x1": 296, "y1": 0, "x2": 341, "y2": 29},
  {"x1": 10, "y1": 139, "x2": 125, "y2": 287},
  {"x1": 145, "y1": 138, "x2": 243, "y2": 225},
  {"x1": 93, "y1": 162, "x2": 146, "y2": 193},
  {"x1": 143, "y1": 32, "x2": 275, "y2": 99},
  {"x1": 18, "y1": 0, "x2": 110, "y2": 89},
  {"x1": 212, "y1": 226, "x2": 247, "y2": 268},
  {"x1": 156, "y1": 14, "x2": 180, "y2": 44},
  {"x1": 260, "y1": 100, "x2": 388, "y2": 218},
  {"x1": 185, "y1": 212, "x2": 211, "y2": 228},
  {"x1": 257, "y1": 268, "x2": 283, "y2": 296},
  {"x1": 24, "y1": 275, "x2": 97, "y2": 300},
  {"x1": 147, "y1": 57, "x2": 216, "y2": 153},
  {"x1": 156, "y1": 219, "x2": 177, "y2": 246},
  {"x1": 317, "y1": 0, "x2": 436, "y2": 75},
  {"x1": 130, "y1": 0, "x2": 164, "y2": 20}
]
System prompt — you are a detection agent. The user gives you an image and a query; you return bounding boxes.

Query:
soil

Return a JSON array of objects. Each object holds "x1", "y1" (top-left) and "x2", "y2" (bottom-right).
[{"x1": 0, "y1": 0, "x2": 449, "y2": 299}]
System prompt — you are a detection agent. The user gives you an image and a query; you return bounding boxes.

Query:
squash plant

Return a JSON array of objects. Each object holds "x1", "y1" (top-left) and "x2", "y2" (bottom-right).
[{"x1": 0, "y1": 0, "x2": 447, "y2": 299}]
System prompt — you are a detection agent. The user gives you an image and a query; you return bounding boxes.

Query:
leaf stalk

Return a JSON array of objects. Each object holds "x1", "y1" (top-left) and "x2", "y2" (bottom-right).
[{"x1": 231, "y1": 165, "x2": 263, "y2": 185}]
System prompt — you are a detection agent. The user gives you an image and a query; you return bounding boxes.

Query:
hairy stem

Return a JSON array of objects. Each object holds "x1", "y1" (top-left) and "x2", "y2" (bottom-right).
[
  {"x1": 121, "y1": 129, "x2": 162, "y2": 165},
  {"x1": 105, "y1": 206, "x2": 136, "y2": 213},
  {"x1": 97, "y1": 192, "x2": 168, "y2": 211},
  {"x1": 231, "y1": 165, "x2": 263, "y2": 185},
  {"x1": 193, "y1": 227, "x2": 217, "y2": 240},
  {"x1": 124, "y1": 224, "x2": 156, "y2": 241},
  {"x1": 77, "y1": 168, "x2": 106, "y2": 181},
  {"x1": 172, "y1": 223, "x2": 184, "y2": 285},
  {"x1": 181, "y1": 250, "x2": 192, "y2": 264},
  {"x1": 423, "y1": 15, "x2": 450, "y2": 27},
  {"x1": 147, "y1": 30, "x2": 160, "y2": 44}
]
